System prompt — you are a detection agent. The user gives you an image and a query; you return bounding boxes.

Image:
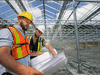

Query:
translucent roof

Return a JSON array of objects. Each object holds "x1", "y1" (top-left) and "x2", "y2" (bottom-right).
[{"x1": 0, "y1": 0, "x2": 100, "y2": 40}]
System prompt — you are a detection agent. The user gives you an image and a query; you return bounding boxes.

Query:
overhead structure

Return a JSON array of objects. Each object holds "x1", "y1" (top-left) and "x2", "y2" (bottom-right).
[
  {"x1": 52, "y1": 1, "x2": 69, "y2": 40},
  {"x1": 69, "y1": 0, "x2": 100, "y2": 2},
  {"x1": 5, "y1": 0, "x2": 19, "y2": 15},
  {"x1": 14, "y1": 0, "x2": 27, "y2": 12},
  {"x1": 43, "y1": 0, "x2": 46, "y2": 28}
]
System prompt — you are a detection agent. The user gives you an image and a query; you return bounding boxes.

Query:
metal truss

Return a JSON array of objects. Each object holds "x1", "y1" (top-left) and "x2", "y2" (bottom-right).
[
  {"x1": 14, "y1": 0, "x2": 27, "y2": 12},
  {"x1": 41, "y1": 0, "x2": 100, "y2": 2}
]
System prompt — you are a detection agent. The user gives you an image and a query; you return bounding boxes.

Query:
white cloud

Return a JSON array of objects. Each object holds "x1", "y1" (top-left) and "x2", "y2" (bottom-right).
[
  {"x1": 56, "y1": 3, "x2": 100, "y2": 25},
  {"x1": 22, "y1": 0, "x2": 43, "y2": 20},
  {"x1": 32, "y1": 7, "x2": 42, "y2": 19},
  {"x1": 76, "y1": 3, "x2": 96, "y2": 20}
]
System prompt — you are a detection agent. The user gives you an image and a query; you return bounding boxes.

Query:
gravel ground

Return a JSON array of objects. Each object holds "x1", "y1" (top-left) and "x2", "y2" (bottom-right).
[
  {"x1": 0, "y1": 49, "x2": 100, "y2": 75},
  {"x1": 64, "y1": 49, "x2": 100, "y2": 75}
]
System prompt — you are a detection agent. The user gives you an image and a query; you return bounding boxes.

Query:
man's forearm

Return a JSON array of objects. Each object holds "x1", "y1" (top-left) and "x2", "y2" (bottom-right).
[
  {"x1": 30, "y1": 52, "x2": 38, "y2": 56},
  {"x1": 48, "y1": 45, "x2": 56, "y2": 54},
  {"x1": 45, "y1": 43, "x2": 57, "y2": 57},
  {"x1": 0, "y1": 47, "x2": 25, "y2": 75}
]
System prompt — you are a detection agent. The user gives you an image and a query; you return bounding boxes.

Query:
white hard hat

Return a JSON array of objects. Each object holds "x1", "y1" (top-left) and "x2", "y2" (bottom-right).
[{"x1": 37, "y1": 25, "x2": 45, "y2": 34}]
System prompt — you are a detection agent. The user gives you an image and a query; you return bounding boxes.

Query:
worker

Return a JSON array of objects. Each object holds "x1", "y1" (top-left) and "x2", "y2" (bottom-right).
[
  {"x1": 29, "y1": 25, "x2": 57, "y2": 59},
  {"x1": 0, "y1": 11, "x2": 44, "y2": 75}
]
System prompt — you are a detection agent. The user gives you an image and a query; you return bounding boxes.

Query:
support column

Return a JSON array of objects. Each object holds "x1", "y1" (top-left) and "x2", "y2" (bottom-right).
[
  {"x1": 92, "y1": 30, "x2": 95, "y2": 50},
  {"x1": 60, "y1": 21, "x2": 62, "y2": 51},
  {"x1": 96, "y1": 28, "x2": 100, "y2": 53},
  {"x1": 72, "y1": 0, "x2": 82, "y2": 73},
  {"x1": 85, "y1": 30, "x2": 88, "y2": 51}
]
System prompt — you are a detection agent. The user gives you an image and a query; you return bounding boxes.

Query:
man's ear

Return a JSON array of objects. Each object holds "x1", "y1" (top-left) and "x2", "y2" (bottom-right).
[
  {"x1": 18, "y1": 17, "x2": 22, "y2": 23},
  {"x1": 35, "y1": 28, "x2": 38, "y2": 32},
  {"x1": 35, "y1": 28, "x2": 37, "y2": 32},
  {"x1": 18, "y1": 20, "x2": 22, "y2": 24}
]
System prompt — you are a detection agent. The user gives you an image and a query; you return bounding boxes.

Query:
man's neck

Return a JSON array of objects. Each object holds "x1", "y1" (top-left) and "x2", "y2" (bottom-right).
[
  {"x1": 17, "y1": 24, "x2": 24, "y2": 32},
  {"x1": 33, "y1": 35, "x2": 38, "y2": 40}
]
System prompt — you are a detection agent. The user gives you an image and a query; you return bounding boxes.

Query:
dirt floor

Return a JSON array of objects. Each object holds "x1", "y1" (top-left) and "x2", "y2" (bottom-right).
[{"x1": 51, "y1": 49, "x2": 100, "y2": 75}]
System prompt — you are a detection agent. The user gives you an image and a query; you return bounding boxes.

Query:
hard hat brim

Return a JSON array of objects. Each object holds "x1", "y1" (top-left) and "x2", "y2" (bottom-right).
[
  {"x1": 31, "y1": 21, "x2": 34, "y2": 25},
  {"x1": 17, "y1": 16, "x2": 34, "y2": 25}
]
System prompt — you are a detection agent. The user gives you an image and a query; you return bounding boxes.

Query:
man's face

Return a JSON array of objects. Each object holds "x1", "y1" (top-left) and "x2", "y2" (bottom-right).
[
  {"x1": 35, "y1": 29, "x2": 43, "y2": 38},
  {"x1": 20, "y1": 18, "x2": 31, "y2": 31}
]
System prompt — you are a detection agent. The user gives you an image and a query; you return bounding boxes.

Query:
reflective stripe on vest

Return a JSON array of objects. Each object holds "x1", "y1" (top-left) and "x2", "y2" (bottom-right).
[
  {"x1": 8, "y1": 27, "x2": 30, "y2": 59},
  {"x1": 29, "y1": 36, "x2": 32, "y2": 44},
  {"x1": 37, "y1": 37, "x2": 43, "y2": 53}
]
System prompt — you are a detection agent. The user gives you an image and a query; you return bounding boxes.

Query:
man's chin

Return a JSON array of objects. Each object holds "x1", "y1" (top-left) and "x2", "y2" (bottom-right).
[
  {"x1": 22, "y1": 28, "x2": 27, "y2": 31},
  {"x1": 35, "y1": 34, "x2": 39, "y2": 38},
  {"x1": 24, "y1": 27, "x2": 28, "y2": 31},
  {"x1": 24, "y1": 29, "x2": 27, "y2": 31}
]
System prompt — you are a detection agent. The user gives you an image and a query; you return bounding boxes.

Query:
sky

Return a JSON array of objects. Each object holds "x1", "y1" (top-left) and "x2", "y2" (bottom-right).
[{"x1": 0, "y1": 0, "x2": 100, "y2": 28}]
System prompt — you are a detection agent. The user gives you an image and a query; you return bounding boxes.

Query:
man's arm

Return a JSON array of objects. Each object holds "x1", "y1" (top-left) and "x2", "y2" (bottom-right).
[
  {"x1": 44, "y1": 43, "x2": 57, "y2": 57},
  {"x1": 0, "y1": 46, "x2": 44, "y2": 75},
  {"x1": 30, "y1": 52, "x2": 43, "y2": 56}
]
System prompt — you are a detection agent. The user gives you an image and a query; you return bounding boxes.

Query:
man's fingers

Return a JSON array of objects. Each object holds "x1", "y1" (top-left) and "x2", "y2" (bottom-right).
[{"x1": 39, "y1": 72, "x2": 44, "y2": 75}]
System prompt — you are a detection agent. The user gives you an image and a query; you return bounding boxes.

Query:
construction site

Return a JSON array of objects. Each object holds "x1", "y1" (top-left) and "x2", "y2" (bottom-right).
[{"x1": 0, "y1": 0, "x2": 100, "y2": 75}]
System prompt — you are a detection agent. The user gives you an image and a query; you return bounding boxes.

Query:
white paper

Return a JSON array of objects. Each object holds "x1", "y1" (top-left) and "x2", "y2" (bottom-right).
[
  {"x1": 38, "y1": 51, "x2": 67, "y2": 75},
  {"x1": 30, "y1": 52, "x2": 53, "y2": 69},
  {"x1": 30, "y1": 51, "x2": 67, "y2": 75}
]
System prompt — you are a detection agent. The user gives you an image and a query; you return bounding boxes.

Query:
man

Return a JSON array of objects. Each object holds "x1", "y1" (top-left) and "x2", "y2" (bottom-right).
[
  {"x1": 0, "y1": 11, "x2": 44, "y2": 75},
  {"x1": 29, "y1": 25, "x2": 57, "y2": 59}
]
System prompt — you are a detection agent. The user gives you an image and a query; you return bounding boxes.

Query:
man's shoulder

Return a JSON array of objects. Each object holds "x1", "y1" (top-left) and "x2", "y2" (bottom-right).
[{"x1": 0, "y1": 27, "x2": 10, "y2": 33}]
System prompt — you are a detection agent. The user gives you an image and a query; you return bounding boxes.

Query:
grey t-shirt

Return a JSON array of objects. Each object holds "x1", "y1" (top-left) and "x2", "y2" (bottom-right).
[
  {"x1": 0, "y1": 25, "x2": 26, "y2": 48},
  {"x1": 32, "y1": 37, "x2": 46, "y2": 46}
]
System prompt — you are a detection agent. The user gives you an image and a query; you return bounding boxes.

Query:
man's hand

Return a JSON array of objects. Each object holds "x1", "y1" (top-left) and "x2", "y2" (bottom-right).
[
  {"x1": 37, "y1": 52, "x2": 43, "y2": 56},
  {"x1": 53, "y1": 53, "x2": 57, "y2": 57},
  {"x1": 19, "y1": 66, "x2": 44, "y2": 75},
  {"x1": 44, "y1": 43, "x2": 57, "y2": 57}
]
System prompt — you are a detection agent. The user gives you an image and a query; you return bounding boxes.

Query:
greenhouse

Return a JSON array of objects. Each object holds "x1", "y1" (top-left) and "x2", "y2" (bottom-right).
[{"x1": 0, "y1": 0, "x2": 100, "y2": 75}]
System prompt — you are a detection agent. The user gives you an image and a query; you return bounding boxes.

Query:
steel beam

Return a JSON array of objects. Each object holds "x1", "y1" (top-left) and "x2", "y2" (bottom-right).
[
  {"x1": 41, "y1": 0, "x2": 100, "y2": 2},
  {"x1": 14, "y1": 0, "x2": 27, "y2": 11},
  {"x1": 74, "y1": 0, "x2": 100, "y2": 2},
  {"x1": 43, "y1": 0, "x2": 46, "y2": 28},
  {"x1": 64, "y1": 2, "x2": 80, "y2": 25},
  {"x1": 80, "y1": 7, "x2": 100, "y2": 24},
  {"x1": 0, "y1": 17, "x2": 8, "y2": 24},
  {"x1": 52, "y1": 1, "x2": 69, "y2": 40},
  {"x1": 5, "y1": 0, "x2": 19, "y2": 15},
  {"x1": 72, "y1": 0, "x2": 82, "y2": 73}
]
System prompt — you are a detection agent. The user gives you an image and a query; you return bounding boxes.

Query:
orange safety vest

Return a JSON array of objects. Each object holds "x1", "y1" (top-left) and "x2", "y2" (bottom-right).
[
  {"x1": 8, "y1": 27, "x2": 30, "y2": 59},
  {"x1": 0, "y1": 28, "x2": 3, "y2": 30}
]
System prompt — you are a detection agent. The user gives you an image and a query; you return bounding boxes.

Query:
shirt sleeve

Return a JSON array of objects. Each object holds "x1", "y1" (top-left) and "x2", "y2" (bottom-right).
[
  {"x1": 0, "y1": 28, "x2": 13, "y2": 48},
  {"x1": 42, "y1": 38, "x2": 46, "y2": 46}
]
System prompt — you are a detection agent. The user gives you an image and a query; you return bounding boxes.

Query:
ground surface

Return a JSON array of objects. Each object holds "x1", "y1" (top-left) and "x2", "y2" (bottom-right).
[
  {"x1": 0, "y1": 49, "x2": 100, "y2": 75},
  {"x1": 52, "y1": 49, "x2": 100, "y2": 75}
]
